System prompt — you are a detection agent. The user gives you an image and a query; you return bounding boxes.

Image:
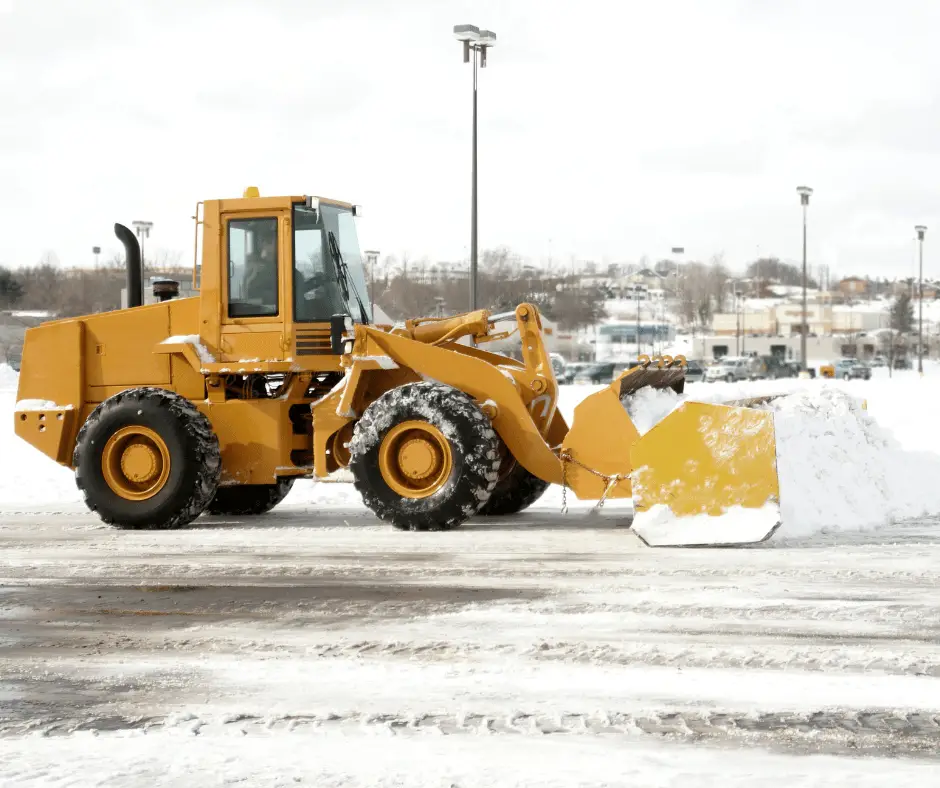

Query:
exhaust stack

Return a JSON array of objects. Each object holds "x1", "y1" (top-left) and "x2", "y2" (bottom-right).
[{"x1": 114, "y1": 223, "x2": 143, "y2": 308}]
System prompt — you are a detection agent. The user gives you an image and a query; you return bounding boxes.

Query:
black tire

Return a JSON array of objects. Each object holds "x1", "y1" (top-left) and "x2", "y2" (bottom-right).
[
  {"x1": 206, "y1": 478, "x2": 295, "y2": 516},
  {"x1": 73, "y1": 387, "x2": 221, "y2": 530},
  {"x1": 348, "y1": 381, "x2": 501, "y2": 531},
  {"x1": 477, "y1": 455, "x2": 550, "y2": 516}
]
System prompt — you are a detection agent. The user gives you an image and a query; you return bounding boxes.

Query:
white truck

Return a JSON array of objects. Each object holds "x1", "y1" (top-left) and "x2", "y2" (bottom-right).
[{"x1": 704, "y1": 355, "x2": 765, "y2": 382}]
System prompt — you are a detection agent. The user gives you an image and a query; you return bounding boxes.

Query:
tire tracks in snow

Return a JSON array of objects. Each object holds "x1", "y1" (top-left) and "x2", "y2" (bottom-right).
[
  {"x1": 5, "y1": 708, "x2": 940, "y2": 758},
  {"x1": 6, "y1": 634, "x2": 939, "y2": 679}
]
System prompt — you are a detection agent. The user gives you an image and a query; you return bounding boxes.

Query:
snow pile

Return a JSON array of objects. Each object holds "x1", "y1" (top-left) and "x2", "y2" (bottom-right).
[{"x1": 769, "y1": 388, "x2": 940, "y2": 538}]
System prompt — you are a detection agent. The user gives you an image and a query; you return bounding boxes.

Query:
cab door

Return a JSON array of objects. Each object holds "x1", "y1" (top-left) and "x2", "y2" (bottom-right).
[{"x1": 220, "y1": 210, "x2": 290, "y2": 364}]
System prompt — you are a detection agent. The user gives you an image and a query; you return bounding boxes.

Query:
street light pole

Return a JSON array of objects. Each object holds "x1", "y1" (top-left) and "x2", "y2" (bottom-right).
[
  {"x1": 131, "y1": 220, "x2": 153, "y2": 306},
  {"x1": 636, "y1": 288, "x2": 641, "y2": 360},
  {"x1": 796, "y1": 186, "x2": 813, "y2": 370},
  {"x1": 471, "y1": 48, "x2": 478, "y2": 313},
  {"x1": 741, "y1": 296, "x2": 746, "y2": 355},
  {"x1": 916, "y1": 225, "x2": 927, "y2": 374},
  {"x1": 364, "y1": 249, "x2": 380, "y2": 318},
  {"x1": 454, "y1": 24, "x2": 496, "y2": 312}
]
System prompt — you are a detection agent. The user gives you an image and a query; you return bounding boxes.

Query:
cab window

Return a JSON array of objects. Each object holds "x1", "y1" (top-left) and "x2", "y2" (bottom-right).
[
  {"x1": 228, "y1": 217, "x2": 278, "y2": 317},
  {"x1": 292, "y1": 204, "x2": 349, "y2": 322}
]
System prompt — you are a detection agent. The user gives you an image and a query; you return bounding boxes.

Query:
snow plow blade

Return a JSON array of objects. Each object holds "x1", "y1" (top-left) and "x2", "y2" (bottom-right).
[{"x1": 629, "y1": 401, "x2": 781, "y2": 547}]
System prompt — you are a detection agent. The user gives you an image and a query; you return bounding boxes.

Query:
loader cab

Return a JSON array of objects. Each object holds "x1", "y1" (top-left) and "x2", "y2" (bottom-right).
[{"x1": 202, "y1": 191, "x2": 371, "y2": 367}]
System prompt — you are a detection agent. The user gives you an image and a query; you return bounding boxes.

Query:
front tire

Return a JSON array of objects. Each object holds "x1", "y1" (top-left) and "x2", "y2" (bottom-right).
[
  {"x1": 206, "y1": 478, "x2": 295, "y2": 516},
  {"x1": 477, "y1": 453, "x2": 550, "y2": 516},
  {"x1": 73, "y1": 387, "x2": 221, "y2": 530},
  {"x1": 349, "y1": 382, "x2": 501, "y2": 531}
]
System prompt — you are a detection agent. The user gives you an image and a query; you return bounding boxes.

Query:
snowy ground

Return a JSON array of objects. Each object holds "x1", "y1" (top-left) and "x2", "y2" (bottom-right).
[{"x1": 4, "y1": 365, "x2": 940, "y2": 785}]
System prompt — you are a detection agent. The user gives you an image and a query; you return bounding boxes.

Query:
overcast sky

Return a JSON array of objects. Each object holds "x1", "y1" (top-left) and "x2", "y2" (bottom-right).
[{"x1": 2, "y1": 0, "x2": 939, "y2": 280}]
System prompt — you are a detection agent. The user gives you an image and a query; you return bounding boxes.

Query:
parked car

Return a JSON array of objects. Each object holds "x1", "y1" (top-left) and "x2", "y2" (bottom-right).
[
  {"x1": 572, "y1": 362, "x2": 616, "y2": 384},
  {"x1": 704, "y1": 356, "x2": 763, "y2": 382},
  {"x1": 829, "y1": 358, "x2": 872, "y2": 380},
  {"x1": 558, "y1": 362, "x2": 591, "y2": 384},
  {"x1": 759, "y1": 355, "x2": 795, "y2": 380},
  {"x1": 549, "y1": 353, "x2": 566, "y2": 379},
  {"x1": 683, "y1": 359, "x2": 705, "y2": 383}
]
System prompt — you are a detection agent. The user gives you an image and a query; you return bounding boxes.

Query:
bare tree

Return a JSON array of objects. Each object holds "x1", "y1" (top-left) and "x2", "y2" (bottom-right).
[
  {"x1": 744, "y1": 257, "x2": 818, "y2": 289},
  {"x1": 879, "y1": 329, "x2": 907, "y2": 378},
  {"x1": 706, "y1": 254, "x2": 731, "y2": 313}
]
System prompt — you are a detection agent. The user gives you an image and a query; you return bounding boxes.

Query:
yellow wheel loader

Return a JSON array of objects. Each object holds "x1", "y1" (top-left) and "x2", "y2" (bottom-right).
[{"x1": 12, "y1": 188, "x2": 781, "y2": 546}]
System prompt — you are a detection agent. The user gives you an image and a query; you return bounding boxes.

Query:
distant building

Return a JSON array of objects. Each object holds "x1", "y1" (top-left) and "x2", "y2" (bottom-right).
[
  {"x1": 410, "y1": 261, "x2": 470, "y2": 285},
  {"x1": 594, "y1": 322, "x2": 676, "y2": 362},
  {"x1": 626, "y1": 268, "x2": 666, "y2": 289},
  {"x1": 711, "y1": 301, "x2": 889, "y2": 338},
  {"x1": 838, "y1": 277, "x2": 867, "y2": 297}
]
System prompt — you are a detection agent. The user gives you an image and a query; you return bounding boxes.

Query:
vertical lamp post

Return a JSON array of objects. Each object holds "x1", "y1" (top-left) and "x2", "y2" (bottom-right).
[
  {"x1": 363, "y1": 249, "x2": 380, "y2": 318},
  {"x1": 796, "y1": 186, "x2": 812, "y2": 370},
  {"x1": 453, "y1": 23, "x2": 496, "y2": 312},
  {"x1": 916, "y1": 225, "x2": 927, "y2": 374},
  {"x1": 92, "y1": 245, "x2": 101, "y2": 269},
  {"x1": 132, "y1": 220, "x2": 153, "y2": 305},
  {"x1": 741, "y1": 296, "x2": 747, "y2": 355},
  {"x1": 635, "y1": 287, "x2": 642, "y2": 359},
  {"x1": 671, "y1": 246, "x2": 683, "y2": 326}
]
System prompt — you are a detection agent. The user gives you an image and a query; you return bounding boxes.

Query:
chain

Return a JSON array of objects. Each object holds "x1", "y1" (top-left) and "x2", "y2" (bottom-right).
[
  {"x1": 558, "y1": 450, "x2": 624, "y2": 514},
  {"x1": 560, "y1": 451, "x2": 569, "y2": 514}
]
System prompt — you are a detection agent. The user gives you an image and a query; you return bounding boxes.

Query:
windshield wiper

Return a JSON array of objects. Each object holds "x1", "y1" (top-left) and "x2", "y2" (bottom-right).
[{"x1": 327, "y1": 231, "x2": 370, "y2": 325}]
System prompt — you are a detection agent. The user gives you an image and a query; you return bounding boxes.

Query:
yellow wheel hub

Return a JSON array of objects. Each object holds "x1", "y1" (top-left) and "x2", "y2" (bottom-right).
[
  {"x1": 378, "y1": 420, "x2": 453, "y2": 499},
  {"x1": 331, "y1": 422, "x2": 355, "y2": 469},
  {"x1": 101, "y1": 426, "x2": 171, "y2": 501}
]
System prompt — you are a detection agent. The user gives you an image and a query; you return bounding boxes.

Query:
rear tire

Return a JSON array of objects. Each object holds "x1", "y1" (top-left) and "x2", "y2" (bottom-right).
[
  {"x1": 477, "y1": 455, "x2": 550, "y2": 516},
  {"x1": 206, "y1": 478, "x2": 295, "y2": 516},
  {"x1": 349, "y1": 382, "x2": 501, "y2": 531},
  {"x1": 73, "y1": 387, "x2": 221, "y2": 530}
]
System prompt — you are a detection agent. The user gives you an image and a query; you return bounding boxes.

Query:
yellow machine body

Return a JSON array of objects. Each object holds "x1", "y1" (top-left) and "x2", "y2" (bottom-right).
[{"x1": 13, "y1": 188, "x2": 781, "y2": 546}]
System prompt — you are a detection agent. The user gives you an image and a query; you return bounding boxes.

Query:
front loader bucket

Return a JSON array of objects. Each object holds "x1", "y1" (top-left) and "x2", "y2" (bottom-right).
[
  {"x1": 559, "y1": 357, "x2": 689, "y2": 501},
  {"x1": 629, "y1": 401, "x2": 781, "y2": 547}
]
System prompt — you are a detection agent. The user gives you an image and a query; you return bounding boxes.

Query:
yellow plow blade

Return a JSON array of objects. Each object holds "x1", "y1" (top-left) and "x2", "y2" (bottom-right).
[
  {"x1": 559, "y1": 357, "x2": 688, "y2": 501},
  {"x1": 629, "y1": 401, "x2": 781, "y2": 547}
]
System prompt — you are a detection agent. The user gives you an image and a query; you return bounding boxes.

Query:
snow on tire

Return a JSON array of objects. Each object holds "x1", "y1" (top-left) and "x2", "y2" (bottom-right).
[
  {"x1": 348, "y1": 381, "x2": 501, "y2": 531},
  {"x1": 477, "y1": 452, "x2": 550, "y2": 516},
  {"x1": 73, "y1": 387, "x2": 221, "y2": 530}
]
